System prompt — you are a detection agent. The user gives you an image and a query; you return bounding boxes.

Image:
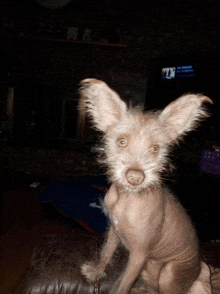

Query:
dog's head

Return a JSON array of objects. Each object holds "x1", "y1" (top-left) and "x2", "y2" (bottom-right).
[{"x1": 79, "y1": 79, "x2": 212, "y2": 193}]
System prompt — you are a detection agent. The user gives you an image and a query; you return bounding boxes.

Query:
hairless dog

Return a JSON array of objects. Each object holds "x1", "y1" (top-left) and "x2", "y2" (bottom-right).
[{"x1": 79, "y1": 79, "x2": 212, "y2": 294}]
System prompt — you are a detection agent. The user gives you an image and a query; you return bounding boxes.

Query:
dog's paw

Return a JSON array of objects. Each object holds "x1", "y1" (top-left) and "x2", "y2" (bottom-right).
[
  {"x1": 188, "y1": 262, "x2": 211, "y2": 294},
  {"x1": 81, "y1": 261, "x2": 106, "y2": 282}
]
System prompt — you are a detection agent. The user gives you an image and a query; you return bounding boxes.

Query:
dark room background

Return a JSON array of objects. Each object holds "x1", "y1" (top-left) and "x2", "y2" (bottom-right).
[{"x1": 0, "y1": 0, "x2": 220, "y2": 179}]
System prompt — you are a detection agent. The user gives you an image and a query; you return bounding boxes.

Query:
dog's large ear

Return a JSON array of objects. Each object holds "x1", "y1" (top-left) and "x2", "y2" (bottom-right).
[
  {"x1": 79, "y1": 79, "x2": 127, "y2": 132},
  {"x1": 158, "y1": 94, "x2": 213, "y2": 142}
]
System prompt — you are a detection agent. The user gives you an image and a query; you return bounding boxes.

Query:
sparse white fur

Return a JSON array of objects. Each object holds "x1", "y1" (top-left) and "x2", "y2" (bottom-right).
[{"x1": 79, "y1": 79, "x2": 212, "y2": 294}]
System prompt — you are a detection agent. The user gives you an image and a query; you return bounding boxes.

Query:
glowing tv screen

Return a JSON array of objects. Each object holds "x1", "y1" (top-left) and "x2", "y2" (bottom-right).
[{"x1": 161, "y1": 65, "x2": 196, "y2": 80}]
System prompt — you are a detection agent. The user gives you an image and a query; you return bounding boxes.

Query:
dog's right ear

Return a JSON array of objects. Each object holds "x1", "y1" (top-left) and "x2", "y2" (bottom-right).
[{"x1": 79, "y1": 79, "x2": 127, "y2": 132}]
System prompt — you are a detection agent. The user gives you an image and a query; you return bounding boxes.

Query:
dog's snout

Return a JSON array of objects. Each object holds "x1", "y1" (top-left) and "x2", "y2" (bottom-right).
[{"x1": 126, "y1": 169, "x2": 145, "y2": 186}]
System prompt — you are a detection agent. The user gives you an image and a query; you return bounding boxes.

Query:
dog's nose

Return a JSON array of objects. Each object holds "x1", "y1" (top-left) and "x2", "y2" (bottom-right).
[{"x1": 126, "y1": 169, "x2": 145, "y2": 186}]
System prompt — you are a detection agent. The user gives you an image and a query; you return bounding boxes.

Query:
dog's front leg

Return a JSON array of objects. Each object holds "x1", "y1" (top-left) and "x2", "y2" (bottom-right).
[
  {"x1": 81, "y1": 225, "x2": 119, "y2": 282},
  {"x1": 110, "y1": 250, "x2": 147, "y2": 294}
]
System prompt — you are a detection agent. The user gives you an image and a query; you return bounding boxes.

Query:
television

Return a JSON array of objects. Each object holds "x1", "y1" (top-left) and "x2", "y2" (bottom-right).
[{"x1": 161, "y1": 65, "x2": 196, "y2": 80}]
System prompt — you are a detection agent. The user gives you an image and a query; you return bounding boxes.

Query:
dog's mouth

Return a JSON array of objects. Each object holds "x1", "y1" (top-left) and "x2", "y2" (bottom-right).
[
  {"x1": 124, "y1": 184, "x2": 144, "y2": 194},
  {"x1": 109, "y1": 167, "x2": 159, "y2": 193},
  {"x1": 124, "y1": 180, "x2": 159, "y2": 194}
]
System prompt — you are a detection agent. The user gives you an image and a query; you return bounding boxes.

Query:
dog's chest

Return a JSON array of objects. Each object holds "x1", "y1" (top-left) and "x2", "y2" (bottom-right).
[
  {"x1": 104, "y1": 193, "x2": 141, "y2": 232},
  {"x1": 107, "y1": 199, "x2": 125, "y2": 230}
]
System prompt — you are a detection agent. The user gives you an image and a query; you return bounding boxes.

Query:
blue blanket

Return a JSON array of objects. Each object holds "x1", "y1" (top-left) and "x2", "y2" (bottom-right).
[{"x1": 38, "y1": 175, "x2": 109, "y2": 234}]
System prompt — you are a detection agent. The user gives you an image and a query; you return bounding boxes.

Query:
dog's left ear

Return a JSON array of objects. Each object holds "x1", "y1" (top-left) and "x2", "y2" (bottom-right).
[{"x1": 158, "y1": 94, "x2": 213, "y2": 141}]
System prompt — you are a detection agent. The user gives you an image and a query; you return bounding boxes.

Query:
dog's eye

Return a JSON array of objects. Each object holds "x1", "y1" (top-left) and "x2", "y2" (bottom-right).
[
  {"x1": 117, "y1": 138, "x2": 128, "y2": 147},
  {"x1": 152, "y1": 145, "x2": 159, "y2": 153}
]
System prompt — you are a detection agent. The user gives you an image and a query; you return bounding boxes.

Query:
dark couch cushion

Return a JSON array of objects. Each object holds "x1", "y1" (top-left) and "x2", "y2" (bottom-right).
[
  {"x1": 23, "y1": 228, "x2": 220, "y2": 294},
  {"x1": 22, "y1": 229, "x2": 147, "y2": 294}
]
